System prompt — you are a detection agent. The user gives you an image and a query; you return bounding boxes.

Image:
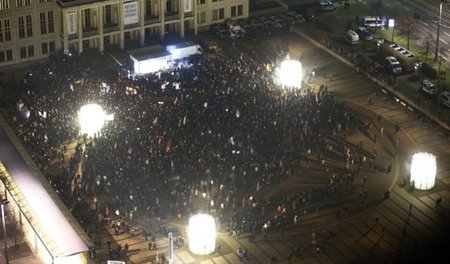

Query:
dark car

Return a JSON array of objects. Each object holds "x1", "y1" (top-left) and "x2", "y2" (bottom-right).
[
  {"x1": 297, "y1": 9, "x2": 315, "y2": 22},
  {"x1": 215, "y1": 29, "x2": 230, "y2": 40},
  {"x1": 356, "y1": 27, "x2": 373, "y2": 41}
]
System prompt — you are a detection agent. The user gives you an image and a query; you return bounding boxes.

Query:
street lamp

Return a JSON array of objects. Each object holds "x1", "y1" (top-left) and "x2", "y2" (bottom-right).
[
  {"x1": 1, "y1": 199, "x2": 9, "y2": 264},
  {"x1": 435, "y1": 0, "x2": 448, "y2": 60}
]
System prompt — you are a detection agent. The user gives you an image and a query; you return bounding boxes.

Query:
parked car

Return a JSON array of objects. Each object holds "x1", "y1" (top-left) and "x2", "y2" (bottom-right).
[
  {"x1": 229, "y1": 24, "x2": 246, "y2": 38},
  {"x1": 250, "y1": 19, "x2": 264, "y2": 32},
  {"x1": 440, "y1": 91, "x2": 450, "y2": 108},
  {"x1": 297, "y1": 9, "x2": 314, "y2": 22},
  {"x1": 259, "y1": 17, "x2": 273, "y2": 28},
  {"x1": 215, "y1": 28, "x2": 230, "y2": 40},
  {"x1": 344, "y1": 30, "x2": 359, "y2": 45},
  {"x1": 421, "y1": 80, "x2": 439, "y2": 95},
  {"x1": 320, "y1": 1, "x2": 336, "y2": 12},
  {"x1": 384, "y1": 56, "x2": 403, "y2": 75},
  {"x1": 280, "y1": 14, "x2": 297, "y2": 25},
  {"x1": 238, "y1": 19, "x2": 252, "y2": 34},
  {"x1": 363, "y1": 16, "x2": 383, "y2": 28},
  {"x1": 287, "y1": 12, "x2": 306, "y2": 24},
  {"x1": 356, "y1": 26, "x2": 373, "y2": 41}
]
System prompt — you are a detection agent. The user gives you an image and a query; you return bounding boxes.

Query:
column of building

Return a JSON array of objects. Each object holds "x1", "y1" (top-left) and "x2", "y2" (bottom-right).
[
  {"x1": 119, "y1": 1, "x2": 124, "y2": 49},
  {"x1": 179, "y1": 0, "x2": 184, "y2": 38},
  {"x1": 77, "y1": 9, "x2": 83, "y2": 53},
  {"x1": 98, "y1": 5, "x2": 104, "y2": 53},
  {"x1": 139, "y1": 0, "x2": 145, "y2": 46},
  {"x1": 160, "y1": 0, "x2": 165, "y2": 39}
]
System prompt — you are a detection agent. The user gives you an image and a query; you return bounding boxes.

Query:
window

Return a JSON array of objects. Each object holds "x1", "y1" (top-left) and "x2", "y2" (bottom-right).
[
  {"x1": 41, "y1": 42, "x2": 48, "y2": 54},
  {"x1": 197, "y1": 0, "x2": 205, "y2": 4},
  {"x1": 197, "y1": 11, "x2": 206, "y2": 24},
  {"x1": 20, "y1": 47, "x2": 26, "y2": 58},
  {"x1": 0, "y1": 0, "x2": 10, "y2": 11},
  {"x1": 18, "y1": 16, "x2": 25, "y2": 38},
  {"x1": 40, "y1": 11, "x2": 53, "y2": 34},
  {"x1": 231, "y1": 6, "x2": 236, "y2": 17},
  {"x1": 28, "y1": 45, "x2": 34, "y2": 57},
  {"x1": 166, "y1": 0, "x2": 171, "y2": 12},
  {"x1": 49, "y1": 41, "x2": 55, "y2": 52},
  {"x1": 0, "y1": 51, "x2": 4, "y2": 62},
  {"x1": 26, "y1": 14, "x2": 32, "y2": 37},
  {"x1": 145, "y1": 0, "x2": 151, "y2": 16},
  {"x1": 104, "y1": 5, "x2": 111, "y2": 24},
  {"x1": 48, "y1": 11, "x2": 54, "y2": 33},
  {"x1": 237, "y1": 4, "x2": 243, "y2": 16},
  {"x1": 84, "y1": 9, "x2": 91, "y2": 28},
  {"x1": 40, "y1": 12, "x2": 46, "y2": 34},
  {"x1": 0, "y1": 19, "x2": 10, "y2": 42},
  {"x1": 212, "y1": 8, "x2": 224, "y2": 22},
  {"x1": 16, "y1": 0, "x2": 30, "y2": 7},
  {"x1": 6, "y1": 49, "x2": 12, "y2": 61}
]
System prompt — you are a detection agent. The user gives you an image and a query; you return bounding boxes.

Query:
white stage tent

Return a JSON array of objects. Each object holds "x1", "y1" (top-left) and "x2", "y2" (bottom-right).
[{"x1": 129, "y1": 42, "x2": 202, "y2": 75}]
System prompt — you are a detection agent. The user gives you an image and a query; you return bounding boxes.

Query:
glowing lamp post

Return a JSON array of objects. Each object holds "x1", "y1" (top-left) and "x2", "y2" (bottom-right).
[
  {"x1": 78, "y1": 104, "x2": 111, "y2": 137},
  {"x1": 275, "y1": 59, "x2": 303, "y2": 89},
  {"x1": 410, "y1": 152, "x2": 437, "y2": 190},
  {"x1": 187, "y1": 214, "x2": 216, "y2": 255}
]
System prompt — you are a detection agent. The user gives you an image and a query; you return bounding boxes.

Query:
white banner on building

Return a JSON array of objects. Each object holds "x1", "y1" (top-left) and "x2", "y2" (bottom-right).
[
  {"x1": 184, "y1": 0, "x2": 192, "y2": 13},
  {"x1": 123, "y1": 1, "x2": 139, "y2": 25},
  {"x1": 67, "y1": 11, "x2": 77, "y2": 34}
]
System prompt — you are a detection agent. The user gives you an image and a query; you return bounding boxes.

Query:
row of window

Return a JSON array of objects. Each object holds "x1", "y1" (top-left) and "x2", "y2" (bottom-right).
[
  {"x1": 0, "y1": 0, "x2": 50, "y2": 11},
  {"x1": 197, "y1": 4, "x2": 243, "y2": 23},
  {"x1": 197, "y1": 0, "x2": 225, "y2": 4},
  {"x1": 40, "y1": 11, "x2": 54, "y2": 34},
  {"x1": 0, "y1": 18, "x2": 11, "y2": 42},
  {"x1": 0, "y1": 11, "x2": 54, "y2": 42},
  {"x1": 0, "y1": 41, "x2": 55, "y2": 62}
]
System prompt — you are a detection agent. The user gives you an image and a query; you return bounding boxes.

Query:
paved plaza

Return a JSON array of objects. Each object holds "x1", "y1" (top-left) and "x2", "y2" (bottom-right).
[
  {"x1": 80, "y1": 32, "x2": 450, "y2": 263},
  {"x1": 2, "y1": 18, "x2": 450, "y2": 264}
]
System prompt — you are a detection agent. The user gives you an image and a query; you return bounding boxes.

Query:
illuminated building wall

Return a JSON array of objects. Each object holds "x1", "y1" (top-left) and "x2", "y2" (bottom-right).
[{"x1": 0, "y1": 0, "x2": 249, "y2": 67}]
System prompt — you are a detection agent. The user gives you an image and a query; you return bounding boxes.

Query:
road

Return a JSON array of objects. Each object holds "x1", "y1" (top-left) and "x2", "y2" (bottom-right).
[{"x1": 365, "y1": 0, "x2": 450, "y2": 65}]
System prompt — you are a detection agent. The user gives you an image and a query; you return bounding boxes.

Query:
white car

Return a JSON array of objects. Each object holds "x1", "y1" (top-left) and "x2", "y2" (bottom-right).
[
  {"x1": 320, "y1": 1, "x2": 336, "y2": 11},
  {"x1": 384, "y1": 56, "x2": 402, "y2": 75},
  {"x1": 421, "y1": 80, "x2": 439, "y2": 95},
  {"x1": 363, "y1": 16, "x2": 383, "y2": 28}
]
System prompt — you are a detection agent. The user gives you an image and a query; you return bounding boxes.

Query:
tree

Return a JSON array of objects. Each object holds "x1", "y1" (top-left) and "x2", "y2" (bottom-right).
[{"x1": 423, "y1": 39, "x2": 431, "y2": 63}]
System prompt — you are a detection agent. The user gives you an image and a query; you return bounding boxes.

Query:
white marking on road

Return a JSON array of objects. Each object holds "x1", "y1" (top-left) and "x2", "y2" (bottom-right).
[
  {"x1": 442, "y1": 56, "x2": 449, "y2": 61},
  {"x1": 441, "y1": 38, "x2": 449, "y2": 45},
  {"x1": 444, "y1": 32, "x2": 450, "y2": 37},
  {"x1": 419, "y1": 20, "x2": 430, "y2": 27},
  {"x1": 403, "y1": 6, "x2": 410, "y2": 11}
]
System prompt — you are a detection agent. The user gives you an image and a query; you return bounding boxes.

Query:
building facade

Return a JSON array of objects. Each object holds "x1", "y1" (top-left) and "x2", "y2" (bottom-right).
[{"x1": 0, "y1": 0, "x2": 248, "y2": 67}]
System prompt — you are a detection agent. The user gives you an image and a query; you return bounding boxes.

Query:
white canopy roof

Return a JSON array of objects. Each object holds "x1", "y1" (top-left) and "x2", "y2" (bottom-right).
[{"x1": 0, "y1": 117, "x2": 89, "y2": 258}]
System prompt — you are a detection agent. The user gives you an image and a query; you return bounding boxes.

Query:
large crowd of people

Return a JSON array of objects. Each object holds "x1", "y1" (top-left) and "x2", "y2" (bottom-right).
[{"x1": 9, "y1": 44, "x2": 369, "y2": 257}]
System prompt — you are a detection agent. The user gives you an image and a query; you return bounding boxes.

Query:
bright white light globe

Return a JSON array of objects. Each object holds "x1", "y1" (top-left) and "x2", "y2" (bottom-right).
[
  {"x1": 410, "y1": 152, "x2": 436, "y2": 190},
  {"x1": 78, "y1": 104, "x2": 106, "y2": 137},
  {"x1": 188, "y1": 214, "x2": 216, "y2": 255},
  {"x1": 275, "y1": 59, "x2": 303, "y2": 89}
]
